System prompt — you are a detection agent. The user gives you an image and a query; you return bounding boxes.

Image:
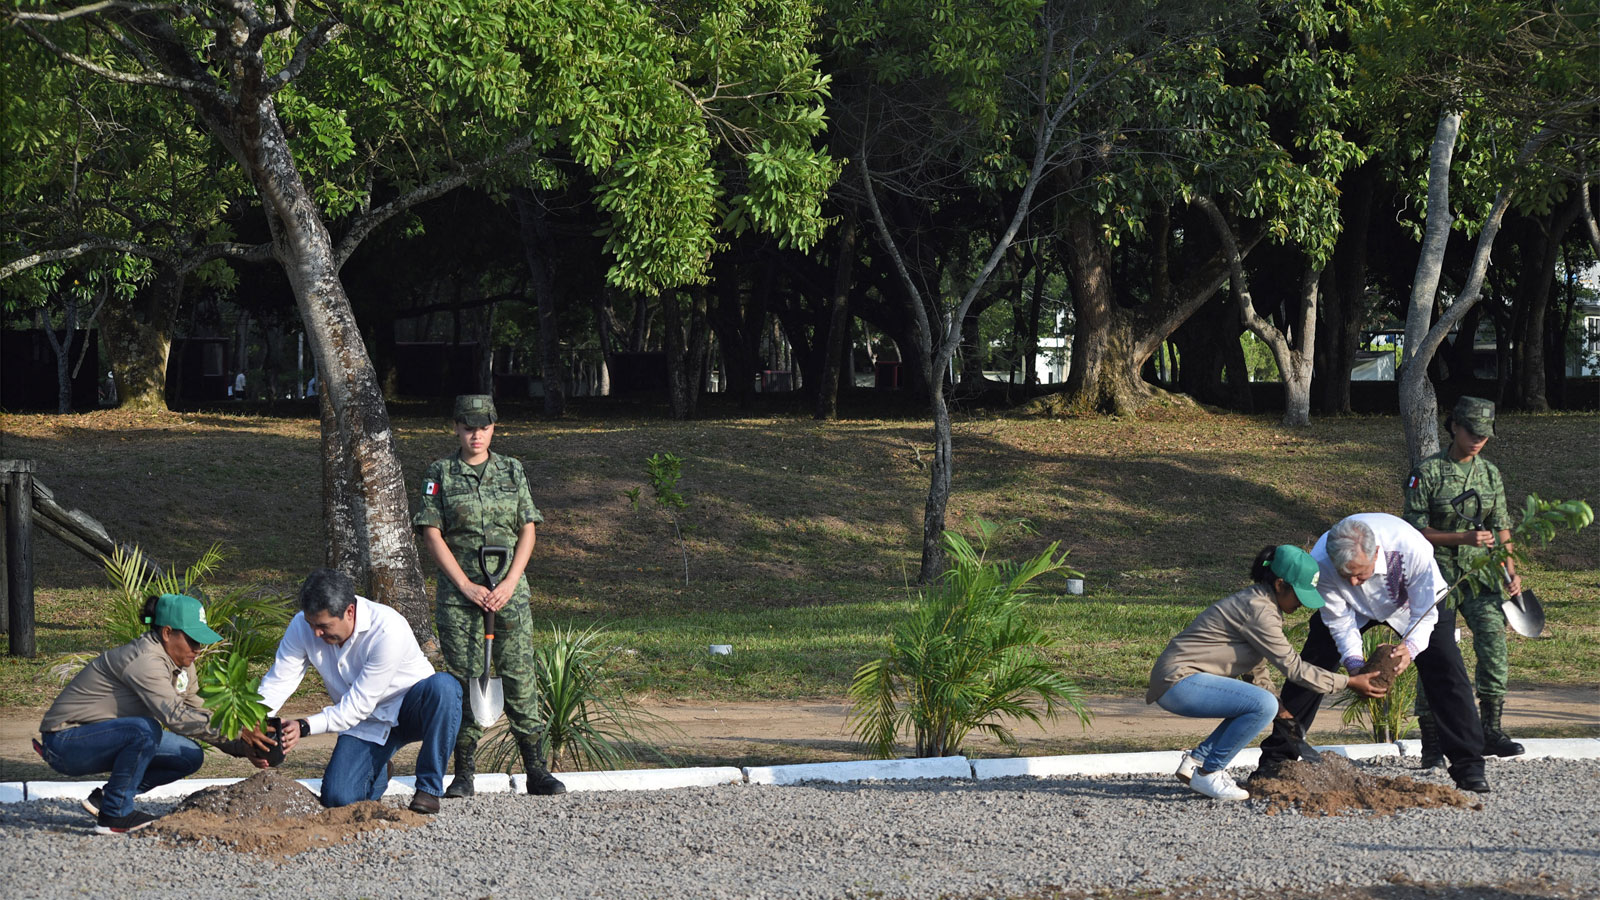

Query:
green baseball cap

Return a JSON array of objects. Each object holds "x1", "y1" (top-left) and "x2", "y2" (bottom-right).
[
  {"x1": 149, "y1": 593, "x2": 223, "y2": 644},
  {"x1": 453, "y1": 394, "x2": 498, "y2": 428},
  {"x1": 1269, "y1": 545, "x2": 1324, "y2": 610},
  {"x1": 1452, "y1": 395, "x2": 1495, "y2": 438}
]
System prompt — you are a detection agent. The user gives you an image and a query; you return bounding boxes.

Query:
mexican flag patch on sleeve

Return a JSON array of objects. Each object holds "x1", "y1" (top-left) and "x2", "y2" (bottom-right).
[
  {"x1": 424, "y1": 480, "x2": 439, "y2": 496},
  {"x1": 1406, "y1": 474, "x2": 1420, "y2": 489}
]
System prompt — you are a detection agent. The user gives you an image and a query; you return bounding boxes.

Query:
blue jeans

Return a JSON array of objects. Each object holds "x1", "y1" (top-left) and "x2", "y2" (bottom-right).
[
  {"x1": 38, "y1": 718, "x2": 204, "y2": 816},
  {"x1": 319, "y1": 672, "x2": 461, "y2": 807},
  {"x1": 1156, "y1": 673, "x2": 1279, "y2": 771}
]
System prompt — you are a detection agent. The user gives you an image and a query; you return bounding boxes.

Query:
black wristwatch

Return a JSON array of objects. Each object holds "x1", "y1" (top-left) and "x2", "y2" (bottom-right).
[{"x1": 296, "y1": 718, "x2": 311, "y2": 737}]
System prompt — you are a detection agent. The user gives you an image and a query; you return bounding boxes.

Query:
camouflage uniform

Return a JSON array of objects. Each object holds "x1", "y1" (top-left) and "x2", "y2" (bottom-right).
[
  {"x1": 1403, "y1": 428, "x2": 1512, "y2": 703},
  {"x1": 413, "y1": 446, "x2": 545, "y2": 754},
  {"x1": 1403, "y1": 396, "x2": 1523, "y2": 760}
]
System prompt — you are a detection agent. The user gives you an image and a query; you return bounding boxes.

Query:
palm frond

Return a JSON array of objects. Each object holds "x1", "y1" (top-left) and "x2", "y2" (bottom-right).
[{"x1": 847, "y1": 518, "x2": 1093, "y2": 759}]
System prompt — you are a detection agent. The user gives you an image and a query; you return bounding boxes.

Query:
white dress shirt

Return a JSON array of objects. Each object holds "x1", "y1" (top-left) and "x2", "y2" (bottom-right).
[
  {"x1": 1310, "y1": 512, "x2": 1449, "y2": 668},
  {"x1": 257, "y1": 595, "x2": 435, "y2": 745}
]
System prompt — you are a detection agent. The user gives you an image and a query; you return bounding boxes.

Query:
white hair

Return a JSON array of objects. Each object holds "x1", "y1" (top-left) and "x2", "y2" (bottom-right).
[{"x1": 1326, "y1": 517, "x2": 1376, "y2": 570}]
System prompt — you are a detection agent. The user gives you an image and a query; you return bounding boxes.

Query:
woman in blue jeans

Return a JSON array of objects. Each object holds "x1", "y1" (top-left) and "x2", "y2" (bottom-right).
[
  {"x1": 36, "y1": 594, "x2": 269, "y2": 833},
  {"x1": 1146, "y1": 545, "x2": 1388, "y2": 800}
]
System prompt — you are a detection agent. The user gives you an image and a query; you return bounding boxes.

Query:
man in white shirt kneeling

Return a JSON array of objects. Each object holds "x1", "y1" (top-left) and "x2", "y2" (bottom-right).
[{"x1": 251, "y1": 568, "x2": 462, "y2": 814}]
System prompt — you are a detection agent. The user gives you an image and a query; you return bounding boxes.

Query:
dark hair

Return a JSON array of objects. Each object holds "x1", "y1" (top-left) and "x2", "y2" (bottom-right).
[
  {"x1": 1250, "y1": 546, "x2": 1277, "y2": 584},
  {"x1": 298, "y1": 568, "x2": 356, "y2": 619},
  {"x1": 141, "y1": 594, "x2": 163, "y2": 634}
]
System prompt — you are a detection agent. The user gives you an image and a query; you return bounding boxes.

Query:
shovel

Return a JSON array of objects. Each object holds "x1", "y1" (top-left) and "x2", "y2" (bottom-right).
[
  {"x1": 468, "y1": 545, "x2": 510, "y2": 728},
  {"x1": 1449, "y1": 490, "x2": 1546, "y2": 638}
]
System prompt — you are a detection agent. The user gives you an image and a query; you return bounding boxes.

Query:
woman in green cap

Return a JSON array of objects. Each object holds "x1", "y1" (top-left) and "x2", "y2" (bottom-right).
[
  {"x1": 1147, "y1": 545, "x2": 1388, "y2": 800},
  {"x1": 34, "y1": 593, "x2": 270, "y2": 834},
  {"x1": 1403, "y1": 395, "x2": 1525, "y2": 764}
]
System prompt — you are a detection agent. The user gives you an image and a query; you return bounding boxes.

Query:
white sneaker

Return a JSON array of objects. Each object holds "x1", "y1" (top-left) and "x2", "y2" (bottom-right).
[
  {"x1": 1175, "y1": 751, "x2": 1202, "y2": 785},
  {"x1": 1189, "y1": 769, "x2": 1249, "y2": 801}
]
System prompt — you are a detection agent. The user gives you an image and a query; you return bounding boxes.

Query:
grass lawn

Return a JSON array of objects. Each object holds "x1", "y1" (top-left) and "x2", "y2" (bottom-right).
[{"x1": 0, "y1": 401, "x2": 1594, "y2": 708}]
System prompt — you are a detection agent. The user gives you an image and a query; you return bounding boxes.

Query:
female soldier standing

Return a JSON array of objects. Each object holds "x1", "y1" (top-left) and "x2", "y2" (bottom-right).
[
  {"x1": 1403, "y1": 396, "x2": 1525, "y2": 765},
  {"x1": 414, "y1": 394, "x2": 566, "y2": 797}
]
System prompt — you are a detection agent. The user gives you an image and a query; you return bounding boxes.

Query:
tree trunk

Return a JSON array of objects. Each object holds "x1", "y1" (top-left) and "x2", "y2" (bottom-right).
[
  {"x1": 100, "y1": 264, "x2": 182, "y2": 411},
  {"x1": 662, "y1": 293, "x2": 691, "y2": 419},
  {"x1": 241, "y1": 99, "x2": 432, "y2": 645},
  {"x1": 1400, "y1": 113, "x2": 1462, "y2": 465},
  {"x1": 1315, "y1": 161, "x2": 1375, "y2": 414},
  {"x1": 815, "y1": 215, "x2": 858, "y2": 420},
  {"x1": 513, "y1": 189, "x2": 565, "y2": 416},
  {"x1": 1060, "y1": 214, "x2": 1150, "y2": 414},
  {"x1": 1509, "y1": 193, "x2": 1581, "y2": 411},
  {"x1": 919, "y1": 381, "x2": 954, "y2": 584},
  {"x1": 590, "y1": 291, "x2": 616, "y2": 396},
  {"x1": 1197, "y1": 197, "x2": 1318, "y2": 426},
  {"x1": 1399, "y1": 113, "x2": 1550, "y2": 465},
  {"x1": 36, "y1": 297, "x2": 77, "y2": 414}
]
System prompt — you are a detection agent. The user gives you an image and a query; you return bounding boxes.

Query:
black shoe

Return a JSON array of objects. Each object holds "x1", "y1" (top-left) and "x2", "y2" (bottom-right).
[
  {"x1": 519, "y1": 738, "x2": 568, "y2": 796},
  {"x1": 407, "y1": 791, "x2": 441, "y2": 815},
  {"x1": 1416, "y1": 713, "x2": 1445, "y2": 769},
  {"x1": 82, "y1": 788, "x2": 104, "y2": 817},
  {"x1": 526, "y1": 769, "x2": 567, "y2": 796},
  {"x1": 443, "y1": 745, "x2": 476, "y2": 798},
  {"x1": 1479, "y1": 698, "x2": 1526, "y2": 759},
  {"x1": 1482, "y1": 730, "x2": 1525, "y2": 758},
  {"x1": 95, "y1": 809, "x2": 159, "y2": 834},
  {"x1": 1247, "y1": 754, "x2": 1290, "y2": 785},
  {"x1": 1267, "y1": 717, "x2": 1322, "y2": 764},
  {"x1": 1454, "y1": 774, "x2": 1491, "y2": 794}
]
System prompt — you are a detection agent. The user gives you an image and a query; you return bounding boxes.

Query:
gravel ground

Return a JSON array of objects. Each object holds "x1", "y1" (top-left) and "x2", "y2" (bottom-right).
[{"x1": 1, "y1": 756, "x2": 1596, "y2": 900}]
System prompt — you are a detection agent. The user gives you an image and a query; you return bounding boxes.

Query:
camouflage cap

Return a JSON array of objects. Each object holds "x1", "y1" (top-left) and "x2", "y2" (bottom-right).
[
  {"x1": 453, "y1": 394, "x2": 498, "y2": 427},
  {"x1": 1452, "y1": 395, "x2": 1495, "y2": 438}
]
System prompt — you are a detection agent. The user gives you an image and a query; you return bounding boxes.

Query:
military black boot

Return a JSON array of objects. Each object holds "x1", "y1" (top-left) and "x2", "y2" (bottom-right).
[
  {"x1": 1248, "y1": 717, "x2": 1318, "y2": 785},
  {"x1": 1272, "y1": 716, "x2": 1324, "y2": 763},
  {"x1": 1480, "y1": 697, "x2": 1526, "y2": 758},
  {"x1": 1416, "y1": 713, "x2": 1445, "y2": 770},
  {"x1": 520, "y1": 739, "x2": 568, "y2": 796},
  {"x1": 443, "y1": 744, "x2": 476, "y2": 799}
]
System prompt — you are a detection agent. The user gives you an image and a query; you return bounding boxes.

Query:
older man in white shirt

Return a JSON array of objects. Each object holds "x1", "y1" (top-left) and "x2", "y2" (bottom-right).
[
  {"x1": 252, "y1": 569, "x2": 462, "y2": 813},
  {"x1": 1254, "y1": 513, "x2": 1488, "y2": 793}
]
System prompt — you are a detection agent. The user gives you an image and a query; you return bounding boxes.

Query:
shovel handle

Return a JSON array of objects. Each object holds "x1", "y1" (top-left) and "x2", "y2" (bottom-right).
[
  {"x1": 484, "y1": 606, "x2": 496, "y2": 641},
  {"x1": 479, "y1": 545, "x2": 511, "y2": 590}
]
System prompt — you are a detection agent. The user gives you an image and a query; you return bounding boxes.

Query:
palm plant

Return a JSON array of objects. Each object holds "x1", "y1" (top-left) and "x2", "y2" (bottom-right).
[
  {"x1": 98, "y1": 542, "x2": 293, "y2": 738},
  {"x1": 1331, "y1": 629, "x2": 1420, "y2": 743},
  {"x1": 480, "y1": 623, "x2": 675, "y2": 773},
  {"x1": 848, "y1": 519, "x2": 1092, "y2": 759}
]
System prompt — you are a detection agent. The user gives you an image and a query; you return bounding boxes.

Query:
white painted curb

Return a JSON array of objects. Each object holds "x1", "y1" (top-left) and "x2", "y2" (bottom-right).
[
  {"x1": 973, "y1": 749, "x2": 1192, "y2": 780},
  {"x1": 136, "y1": 778, "x2": 241, "y2": 801},
  {"x1": 553, "y1": 767, "x2": 744, "y2": 793},
  {"x1": 7, "y1": 738, "x2": 1596, "y2": 803},
  {"x1": 26, "y1": 781, "x2": 100, "y2": 802},
  {"x1": 1318, "y1": 743, "x2": 1397, "y2": 761},
  {"x1": 1500, "y1": 737, "x2": 1600, "y2": 759},
  {"x1": 744, "y1": 756, "x2": 969, "y2": 786},
  {"x1": 1395, "y1": 737, "x2": 1600, "y2": 760},
  {"x1": 467, "y1": 773, "x2": 514, "y2": 794}
]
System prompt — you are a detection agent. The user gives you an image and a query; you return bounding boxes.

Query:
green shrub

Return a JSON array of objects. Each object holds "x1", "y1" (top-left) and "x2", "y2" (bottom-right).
[
  {"x1": 481, "y1": 623, "x2": 674, "y2": 773},
  {"x1": 101, "y1": 543, "x2": 293, "y2": 738},
  {"x1": 847, "y1": 519, "x2": 1092, "y2": 759}
]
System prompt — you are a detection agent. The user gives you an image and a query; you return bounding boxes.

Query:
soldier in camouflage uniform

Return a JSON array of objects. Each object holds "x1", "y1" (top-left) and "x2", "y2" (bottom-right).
[
  {"x1": 1402, "y1": 396, "x2": 1526, "y2": 765},
  {"x1": 412, "y1": 395, "x2": 566, "y2": 797}
]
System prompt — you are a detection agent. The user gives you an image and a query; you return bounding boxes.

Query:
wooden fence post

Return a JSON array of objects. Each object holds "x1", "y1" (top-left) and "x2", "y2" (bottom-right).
[{"x1": 2, "y1": 460, "x2": 36, "y2": 657}]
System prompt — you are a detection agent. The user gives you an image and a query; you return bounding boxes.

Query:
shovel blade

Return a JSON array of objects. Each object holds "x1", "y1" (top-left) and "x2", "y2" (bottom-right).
[
  {"x1": 1502, "y1": 590, "x2": 1545, "y2": 639},
  {"x1": 470, "y1": 674, "x2": 505, "y2": 728}
]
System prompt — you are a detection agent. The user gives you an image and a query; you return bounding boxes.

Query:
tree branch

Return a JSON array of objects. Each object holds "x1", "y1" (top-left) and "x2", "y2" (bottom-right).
[
  {"x1": 12, "y1": 19, "x2": 231, "y2": 106},
  {"x1": 263, "y1": 16, "x2": 347, "y2": 92},
  {"x1": 1, "y1": 237, "x2": 178, "y2": 280},
  {"x1": 334, "y1": 134, "x2": 534, "y2": 267},
  {"x1": 9, "y1": 1, "x2": 175, "y2": 22}
]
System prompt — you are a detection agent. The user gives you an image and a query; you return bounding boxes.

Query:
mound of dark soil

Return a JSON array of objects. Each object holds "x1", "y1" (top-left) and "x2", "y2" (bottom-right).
[
  {"x1": 1248, "y1": 755, "x2": 1482, "y2": 816},
  {"x1": 148, "y1": 768, "x2": 426, "y2": 858}
]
